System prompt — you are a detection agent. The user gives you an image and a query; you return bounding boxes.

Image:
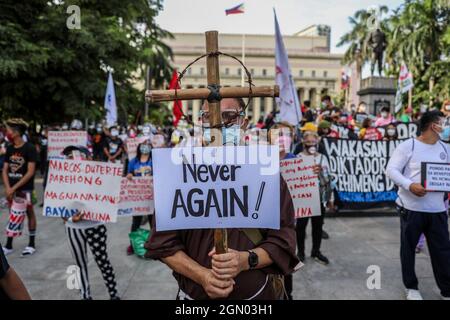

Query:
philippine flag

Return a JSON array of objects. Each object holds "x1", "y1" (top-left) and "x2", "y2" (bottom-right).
[{"x1": 225, "y1": 3, "x2": 245, "y2": 15}]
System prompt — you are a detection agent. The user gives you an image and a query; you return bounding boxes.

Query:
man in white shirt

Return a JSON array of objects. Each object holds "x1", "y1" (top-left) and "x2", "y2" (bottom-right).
[{"x1": 387, "y1": 110, "x2": 450, "y2": 300}]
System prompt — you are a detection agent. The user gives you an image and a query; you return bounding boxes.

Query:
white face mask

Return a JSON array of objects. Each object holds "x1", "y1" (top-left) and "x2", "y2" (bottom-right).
[
  {"x1": 387, "y1": 129, "x2": 396, "y2": 136},
  {"x1": 111, "y1": 129, "x2": 119, "y2": 137},
  {"x1": 381, "y1": 112, "x2": 389, "y2": 119}
]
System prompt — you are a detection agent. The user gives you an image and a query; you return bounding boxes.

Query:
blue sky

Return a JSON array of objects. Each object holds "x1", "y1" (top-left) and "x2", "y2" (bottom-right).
[{"x1": 156, "y1": 0, "x2": 404, "y2": 53}]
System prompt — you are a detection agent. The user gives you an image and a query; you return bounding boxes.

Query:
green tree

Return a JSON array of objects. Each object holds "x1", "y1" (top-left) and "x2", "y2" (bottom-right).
[
  {"x1": 386, "y1": 0, "x2": 450, "y2": 104},
  {"x1": 0, "y1": 0, "x2": 173, "y2": 125}
]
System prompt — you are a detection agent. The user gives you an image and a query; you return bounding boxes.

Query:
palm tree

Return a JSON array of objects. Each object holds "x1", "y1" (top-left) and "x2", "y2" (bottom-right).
[{"x1": 337, "y1": 6, "x2": 389, "y2": 74}]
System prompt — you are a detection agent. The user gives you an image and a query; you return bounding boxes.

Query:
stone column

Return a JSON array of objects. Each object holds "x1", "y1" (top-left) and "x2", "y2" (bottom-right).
[
  {"x1": 253, "y1": 97, "x2": 261, "y2": 122},
  {"x1": 192, "y1": 99, "x2": 201, "y2": 124},
  {"x1": 264, "y1": 97, "x2": 272, "y2": 115}
]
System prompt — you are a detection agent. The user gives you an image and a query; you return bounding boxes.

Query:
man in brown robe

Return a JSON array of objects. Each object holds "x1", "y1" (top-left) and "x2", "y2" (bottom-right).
[{"x1": 145, "y1": 98, "x2": 299, "y2": 300}]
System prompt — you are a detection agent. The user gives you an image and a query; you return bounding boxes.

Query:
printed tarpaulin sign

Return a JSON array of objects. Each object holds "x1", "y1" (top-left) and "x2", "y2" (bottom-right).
[
  {"x1": 118, "y1": 177, "x2": 154, "y2": 216},
  {"x1": 48, "y1": 131, "x2": 87, "y2": 159},
  {"x1": 323, "y1": 138, "x2": 402, "y2": 209},
  {"x1": 280, "y1": 156, "x2": 321, "y2": 218},
  {"x1": 152, "y1": 145, "x2": 280, "y2": 231},
  {"x1": 126, "y1": 136, "x2": 150, "y2": 160},
  {"x1": 421, "y1": 162, "x2": 450, "y2": 192},
  {"x1": 43, "y1": 159, "x2": 123, "y2": 222}
]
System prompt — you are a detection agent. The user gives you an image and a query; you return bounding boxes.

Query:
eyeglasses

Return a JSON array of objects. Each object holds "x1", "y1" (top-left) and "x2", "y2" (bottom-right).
[{"x1": 200, "y1": 109, "x2": 245, "y2": 128}]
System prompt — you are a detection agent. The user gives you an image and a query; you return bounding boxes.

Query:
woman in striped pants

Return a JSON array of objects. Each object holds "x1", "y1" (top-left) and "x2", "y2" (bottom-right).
[{"x1": 62, "y1": 145, "x2": 120, "y2": 300}]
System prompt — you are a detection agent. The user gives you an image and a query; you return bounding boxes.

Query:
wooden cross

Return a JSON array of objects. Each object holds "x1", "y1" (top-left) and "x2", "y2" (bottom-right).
[{"x1": 146, "y1": 30, "x2": 279, "y2": 254}]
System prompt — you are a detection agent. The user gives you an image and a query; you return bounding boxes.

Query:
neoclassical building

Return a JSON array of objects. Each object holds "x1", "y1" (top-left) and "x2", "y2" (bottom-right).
[{"x1": 162, "y1": 25, "x2": 343, "y2": 123}]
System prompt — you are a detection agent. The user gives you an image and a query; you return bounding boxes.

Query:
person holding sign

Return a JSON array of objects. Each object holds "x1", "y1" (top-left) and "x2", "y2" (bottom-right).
[
  {"x1": 2, "y1": 119, "x2": 38, "y2": 257},
  {"x1": 297, "y1": 130, "x2": 331, "y2": 265},
  {"x1": 145, "y1": 98, "x2": 299, "y2": 300},
  {"x1": 386, "y1": 110, "x2": 450, "y2": 300},
  {"x1": 61, "y1": 146, "x2": 120, "y2": 300},
  {"x1": 125, "y1": 140, "x2": 153, "y2": 256}
]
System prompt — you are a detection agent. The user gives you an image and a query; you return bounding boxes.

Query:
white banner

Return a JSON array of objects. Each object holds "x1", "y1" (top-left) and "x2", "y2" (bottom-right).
[
  {"x1": 280, "y1": 156, "x2": 321, "y2": 218},
  {"x1": 118, "y1": 177, "x2": 154, "y2": 216},
  {"x1": 399, "y1": 62, "x2": 414, "y2": 94},
  {"x1": 43, "y1": 159, "x2": 123, "y2": 222},
  {"x1": 152, "y1": 146, "x2": 280, "y2": 231},
  {"x1": 48, "y1": 131, "x2": 87, "y2": 159}
]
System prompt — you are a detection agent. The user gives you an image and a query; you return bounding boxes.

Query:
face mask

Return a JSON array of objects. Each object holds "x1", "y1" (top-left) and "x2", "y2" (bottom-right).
[
  {"x1": 387, "y1": 129, "x2": 396, "y2": 136},
  {"x1": 203, "y1": 124, "x2": 241, "y2": 146},
  {"x1": 381, "y1": 112, "x2": 388, "y2": 119},
  {"x1": 222, "y1": 124, "x2": 241, "y2": 146},
  {"x1": 129, "y1": 130, "x2": 136, "y2": 138},
  {"x1": 62, "y1": 125, "x2": 69, "y2": 130},
  {"x1": 277, "y1": 136, "x2": 292, "y2": 152},
  {"x1": 139, "y1": 144, "x2": 151, "y2": 154},
  {"x1": 6, "y1": 132, "x2": 14, "y2": 141},
  {"x1": 305, "y1": 145, "x2": 317, "y2": 154},
  {"x1": 439, "y1": 126, "x2": 450, "y2": 141},
  {"x1": 96, "y1": 127, "x2": 102, "y2": 133},
  {"x1": 445, "y1": 105, "x2": 450, "y2": 112},
  {"x1": 111, "y1": 129, "x2": 119, "y2": 137}
]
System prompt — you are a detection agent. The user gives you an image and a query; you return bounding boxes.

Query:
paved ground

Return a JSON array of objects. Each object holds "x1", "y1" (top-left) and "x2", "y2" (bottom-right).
[{"x1": 0, "y1": 178, "x2": 446, "y2": 300}]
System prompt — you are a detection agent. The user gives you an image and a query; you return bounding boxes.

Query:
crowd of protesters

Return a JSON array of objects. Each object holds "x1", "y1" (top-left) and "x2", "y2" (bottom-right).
[{"x1": 0, "y1": 97, "x2": 449, "y2": 300}]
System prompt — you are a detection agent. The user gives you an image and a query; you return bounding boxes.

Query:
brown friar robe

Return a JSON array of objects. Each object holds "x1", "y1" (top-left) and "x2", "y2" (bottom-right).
[{"x1": 144, "y1": 176, "x2": 299, "y2": 300}]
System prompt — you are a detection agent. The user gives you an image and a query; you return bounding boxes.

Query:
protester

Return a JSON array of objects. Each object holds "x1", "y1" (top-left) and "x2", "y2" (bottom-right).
[
  {"x1": 93, "y1": 124, "x2": 106, "y2": 161},
  {"x1": 318, "y1": 120, "x2": 339, "y2": 139},
  {"x1": 296, "y1": 130, "x2": 331, "y2": 265},
  {"x1": 375, "y1": 106, "x2": 396, "y2": 127},
  {"x1": 0, "y1": 245, "x2": 31, "y2": 300},
  {"x1": 359, "y1": 118, "x2": 382, "y2": 140},
  {"x1": 301, "y1": 100, "x2": 314, "y2": 125},
  {"x1": 383, "y1": 123, "x2": 398, "y2": 141},
  {"x1": 2, "y1": 119, "x2": 38, "y2": 256},
  {"x1": 386, "y1": 110, "x2": 450, "y2": 300},
  {"x1": 145, "y1": 98, "x2": 299, "y2": 300},
  {"x1": 126, "y1": 140, "x2": 153, "y2": 256},
  {"x1": 103, "y1": 126, "x2": 124, "y2": 163},
  {"x1": 61, "y1": 145, "x2": 120, "y2": 300},
  {"x1": 267, "y1": 121, "x2": 298, "y2": 300},
  {"x1": 400, "y1": 106, "x2": 413, "y2": 123}
]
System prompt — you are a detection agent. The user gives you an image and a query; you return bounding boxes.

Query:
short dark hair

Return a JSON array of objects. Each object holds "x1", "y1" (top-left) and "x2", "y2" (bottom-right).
[
  {"x1": 304, "y1": 100, "x2": 311, "y2": 107},
  {"x1": 322, "y1": 95, "x2": 331, "y2": 102},
  {"x1": 381, "y1": 106, "x2": 390, "y2": 113},
  {"x1": 419, "y1": 110, "x2": 444, "y2": 132},
  {"x1": 6, "y1": 118, "x2": 28, "y2": 135}
]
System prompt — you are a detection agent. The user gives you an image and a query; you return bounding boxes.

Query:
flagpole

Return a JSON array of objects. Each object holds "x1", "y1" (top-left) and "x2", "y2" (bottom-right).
[{"x1": 241, "y1": 33, "x2": 246, "y2": 87}]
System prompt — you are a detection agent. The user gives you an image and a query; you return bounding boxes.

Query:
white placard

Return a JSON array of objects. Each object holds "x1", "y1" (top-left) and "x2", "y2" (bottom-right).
[
  {"x1": 280, "y1": 156, "x2": 321, "y2": 218},
  {"x1": 422, "y1": 162, "x2": 450, "y2": 192},
  {"x1": 126, "y1": 136, "x2": 149, "y2": 160},
  {"x1": 152, "y1": 145, "x2": 280, "y2": 231},
  {"x1": 43, "y1": 159, "x2": 123, "y2": 222},
  {"x1": 118, "y1": 177, "x2": 154, "y2": 216},
  {"x1": 48, "y1": 131, "x2": 87, "y2": 159}
]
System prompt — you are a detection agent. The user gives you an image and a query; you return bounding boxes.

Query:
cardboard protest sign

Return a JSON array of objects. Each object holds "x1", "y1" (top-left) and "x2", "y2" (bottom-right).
[
  {"x1": 43, "y1": 159, "x2": 123, "y2": 222},
  {"x1": 126, "y1": 136, "x2": 150, "y2": 160},
  {"x1": 118, "y1": 177, "x2": 154, "y2": 216},
  {"x1": 48, "y1": 131, "x2": 87, "y2": 159},
  {"x1": 421, "y1": 162, "x2": 450, "y2": 192},
  {"x1": 152, "y1": 145, "x2": 280, "y2": 231},
  {"x1": 280, "y1": 156, "x2": 321, "y2": 218},
  {"x1": 323, "y1": 138, "x2": 402, "y2": 209}
]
